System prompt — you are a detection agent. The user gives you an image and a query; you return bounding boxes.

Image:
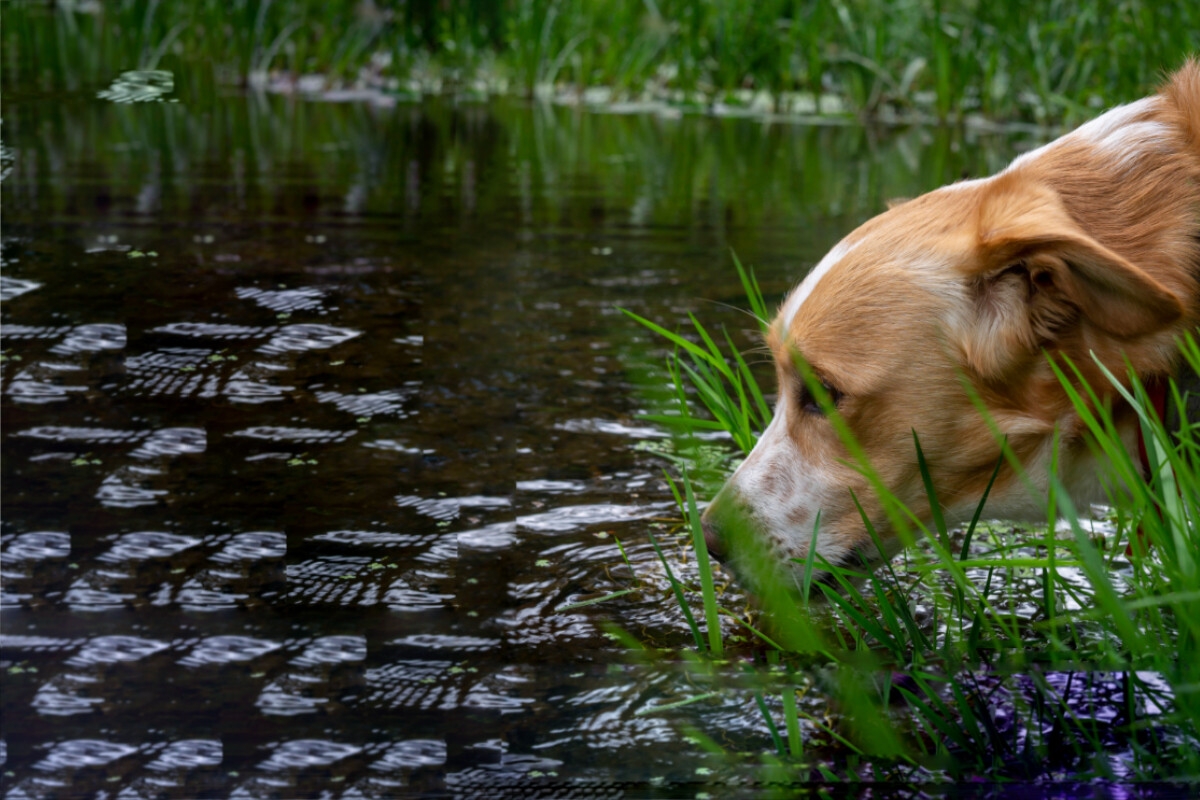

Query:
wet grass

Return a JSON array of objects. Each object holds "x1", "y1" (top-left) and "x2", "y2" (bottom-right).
[
  {"x1": 624, "y1": 254, "x2": 1200, "y2": 784},
  {"x1": 5, "y1": 1, "x2": 1198, "y2": 124}
]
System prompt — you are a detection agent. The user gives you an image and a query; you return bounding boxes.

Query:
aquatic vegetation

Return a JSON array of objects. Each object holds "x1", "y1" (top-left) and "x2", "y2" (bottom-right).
[
  {"x1": 5, "y1": 0, "x2": 1199, "y2": 124},
  {"x1": 96, "y1": 70, "x2": 176, "y2": 104},
  {"x1": 626, "y1": 254, "x2": 1200, "y2": 783}
]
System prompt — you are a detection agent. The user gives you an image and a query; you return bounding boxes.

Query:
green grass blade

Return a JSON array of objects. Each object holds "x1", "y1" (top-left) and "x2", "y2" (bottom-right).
[
  {"x1": 683, "y1": 467, "x2": 723, "y2": 655},
  {"x1": 912, "y1": 429, "x2": 951, "y2": 550},
  {"x1": 731, "y1": 249, "x2": 770, "y2": 335},
  {"x1": 619, "y1": 307, "x2": 734, "y2": 380},
  {"x1": 635, "y1": 690, "x2": 723, "y2": 716},
  {"x1": 646, "y1": 523, "x2": 704, "y2": 651},
  {"x1": 961, "y1": 450, "x2": 1004, "y2": 560},
  {"x1": 554, "y1": 588, "x2": 637, "y2": 613}
]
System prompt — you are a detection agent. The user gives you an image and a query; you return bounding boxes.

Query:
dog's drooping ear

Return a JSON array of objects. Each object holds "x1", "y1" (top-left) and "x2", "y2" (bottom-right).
[{"x1": 957, "y1": 177, "x2": 1184, "y2": 379}]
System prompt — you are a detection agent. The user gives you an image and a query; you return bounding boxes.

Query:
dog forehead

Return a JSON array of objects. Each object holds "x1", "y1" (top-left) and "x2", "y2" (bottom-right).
[
  {"x1": 781, "y1": 192, "x2": 977, "y2": 332},
  {"x1": 773, "y1": 202, "x2": 973, "y2": 387}
]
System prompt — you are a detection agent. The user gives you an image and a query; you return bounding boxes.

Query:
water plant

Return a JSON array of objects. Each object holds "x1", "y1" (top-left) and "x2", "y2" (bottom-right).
[
  {"x1": 625, "y1": 253, "x2": 1200, "y2": 784},
  {"x1": 6, "y1": 1, "x2": 1199, "y2": 125}
]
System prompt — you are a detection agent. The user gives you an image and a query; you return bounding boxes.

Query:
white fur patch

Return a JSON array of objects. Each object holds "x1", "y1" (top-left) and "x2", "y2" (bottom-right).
[
  {"x1": 782, "y1": 239, "x2": 859, "y2": 334},
  {"x1": 726, "y1": 398, "x2": 845, "y2": 566},
  {"x1": 937, "y1": 177, "x2": 990, "y2": 193},
  {"x1": 1092, "y1": 120, "x2": 1173, "y2": 168},
  {"x1": 1006, "y1": 96, "x2": 1168, "y2": 172}
]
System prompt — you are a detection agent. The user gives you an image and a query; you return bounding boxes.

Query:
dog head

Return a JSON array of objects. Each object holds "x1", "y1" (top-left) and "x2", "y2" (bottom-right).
[{"x1": 701, "y1": 112, "x2": 1196, "y2": 593}]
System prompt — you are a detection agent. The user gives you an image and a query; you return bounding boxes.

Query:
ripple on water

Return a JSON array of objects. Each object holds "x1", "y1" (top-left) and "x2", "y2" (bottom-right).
[
  {"x1": 179, "y1": 636, "x2": 282, "y2": 667},
  {"x1": 463, "y1": 667, "x2": 535, "y2": 712},
  {"x1": 18, "y1": 426, "x2": 142, "y2": 444},
  {"x1": 97, "y1": 532, "x2": 200, "y2": 563},
  {"x1": 311, "y1": 529, "x2": 437, "y2": 547},
  {"x1": 316, "y1": 389, "x2": 414, "y2": 418},
  {"x1": 123, "y1": 348, "x2": 221, "y2": 398},
  {"x1": 516, "y1": 502, "x2": 671, "y2": 533},
  {"x1": 362, "y1": 438, "x2": 424, "y2": 454},
  {"x1": 0, "y1": 635, "x2": 76, "y2": 653},
  {"x1": 416, "y1": 539, "x2": 457, "y2": 564},
  {"x1": 395, "y1": 494, "x2": 511, "y2": 521},
  {"x1": 174, "y1": 578, "x2": 250, "y2": 609},
  {"x1": 6, "y1": 371, "x2": 87, "y2": 403},
  {"x1": 0, "y1": 275, "x2": 42, "y2": 301},
  {"x1": 236, "y1": 286, "x2": 326, "y2": 313},
  {"x1": 256, "y1": 681, "x2": 331, "y2": 716},
  {"x1": 129, "y1": 427, "x2": 207, "y2": 459},
  {"x1": 291, "y1": 635, "x2": 367, "y2": 666},
  {"x1": 126, "y1": 347, "x2": 210, "y2": 373},
  {"x1": 2, "y1": 324, "x2": 72, "y2": 339},
  {"x1": 32, "y1": 686, "x2": 105, "y2": 716},
  {"x1": 144, "y1": 740, "x2": 223, "y2": 771},
  {"x1": 96, "y1": 471, "x2": 168, "y2": 509},
  {"x1": 64, "y1": 582, "x2": 135, "y2": 609},
  {"x1": 370, "y1": 740, "x2": 446, "y2": 771},
  {"x1": 232, "y1": 426, "x2": 353, "y2": 444},
  {"x1": 455, "y1": 521, "x2": 518, "y2": 550},
  {"x1": 382, "y1": 581, "x2": 453, "y2": 611},
  {"x1": 153, "y1": 321, "x2": 274, "y2": 340},
  {"x1": 66, "y1": 636, "x2": 171, "y2": 666},
  {"x1": 34, "y1": 740, "x2": 138, "y2": 771},
  {"x1": 554, "y1": 417, "x2": 666, "y2": 438},
  {"x1": 516, "y1": 479, "x2": 588, "y2": 493},
  {"x1": 210, "y1": 531, "x2": 286, "y2": 563},
  {"x1": 223, "y1": 372, "x2": 295, "y2": 403},
  {"x1": 389, "y1": 634, "x2": 499, "y2": 652},
  {"x1": 3, "y1": 531, "x2": 71, "y2": 561},
  {"x1": 258, "y1": 740, "x2": 361, "y2": 770},
  {"x1": 49, "y1": 323, "x2": 126, "y2": 355},
  {"x1": 257, "y1": 324, "x2": 360, "y2": 355},
  {"x1": 363, "y1": 661, "x2": 458, "y2": 711},
  {"x1": 555, "y1": 416, "x2": 730, "y2": 440}
]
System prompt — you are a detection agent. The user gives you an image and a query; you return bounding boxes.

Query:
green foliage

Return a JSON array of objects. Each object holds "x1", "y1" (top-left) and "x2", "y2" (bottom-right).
[{"x1": 6, "y1": 0, "x2": 1198, "y2": 123}]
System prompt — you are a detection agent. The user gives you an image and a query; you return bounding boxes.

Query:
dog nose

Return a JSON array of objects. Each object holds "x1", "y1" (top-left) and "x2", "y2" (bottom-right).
[{"x1": 701, "y1": 517, "x2": 725, "y2": 562}]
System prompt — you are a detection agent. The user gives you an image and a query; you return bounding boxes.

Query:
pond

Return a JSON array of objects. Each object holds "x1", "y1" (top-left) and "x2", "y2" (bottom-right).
[{"x1": 3, "y1": 53, "x2": 1141, "y2": 797}]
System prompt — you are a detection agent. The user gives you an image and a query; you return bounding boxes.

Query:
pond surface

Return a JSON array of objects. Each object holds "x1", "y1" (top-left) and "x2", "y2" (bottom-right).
[{"x1": 0, "y1": 59, "x2": 1064, "y2": 797}]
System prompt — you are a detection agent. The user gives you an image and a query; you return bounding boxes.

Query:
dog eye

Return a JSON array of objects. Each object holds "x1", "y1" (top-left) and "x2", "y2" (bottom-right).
[{"x1": 800, "y1": 380, "x2": 842, "y2": 415}]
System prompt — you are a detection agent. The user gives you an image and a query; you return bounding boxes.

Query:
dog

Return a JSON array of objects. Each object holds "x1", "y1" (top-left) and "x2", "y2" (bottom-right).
[{"x1": 701, "y1": 61, "x2": 1200, "y2": 591}]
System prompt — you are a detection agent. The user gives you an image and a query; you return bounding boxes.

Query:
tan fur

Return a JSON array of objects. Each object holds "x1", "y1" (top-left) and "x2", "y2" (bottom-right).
[{"x1": 703, "y1": 62, "x2": 1200, "y2": 583}]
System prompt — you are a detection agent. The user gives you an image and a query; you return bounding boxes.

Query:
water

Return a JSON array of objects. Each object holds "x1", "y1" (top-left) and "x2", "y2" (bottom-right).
[{"x1": 6, "y1": 52, "x2": 1161, "y2": 797}]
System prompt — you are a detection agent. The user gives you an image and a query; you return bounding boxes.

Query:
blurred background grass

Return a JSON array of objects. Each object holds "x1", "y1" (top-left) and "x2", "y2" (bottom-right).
[{"x1": 4, "y1": 0, "x2": 1197, "y2": 124}]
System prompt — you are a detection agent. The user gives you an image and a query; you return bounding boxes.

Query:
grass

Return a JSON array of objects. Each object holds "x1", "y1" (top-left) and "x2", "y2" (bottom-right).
[
  {"x1": 5, "y1": 1, "x2": 1199, "y2": 124},
  {"x1": 621, "y1": 253, "x2": 1200, "y2": 784}
]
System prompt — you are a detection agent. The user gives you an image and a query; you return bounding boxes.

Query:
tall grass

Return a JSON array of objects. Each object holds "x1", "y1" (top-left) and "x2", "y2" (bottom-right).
[
  {"x1": 6, "y1": 1, "x2": 1198, "y2": 124},
  {"x1": 626, "y1": 253, "x2": 1200, "y2": 782}
]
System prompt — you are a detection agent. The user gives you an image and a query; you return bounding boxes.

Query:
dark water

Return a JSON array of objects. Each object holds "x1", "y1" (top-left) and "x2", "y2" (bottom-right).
[{"x1": 0, "y1": 61, "x2": 1073, "y2": 797}]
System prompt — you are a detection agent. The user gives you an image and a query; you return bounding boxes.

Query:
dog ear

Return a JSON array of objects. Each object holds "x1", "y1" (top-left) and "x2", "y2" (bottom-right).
[{"x1": 959, "y1": 178, "x2": 1183, "y2": 378}]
